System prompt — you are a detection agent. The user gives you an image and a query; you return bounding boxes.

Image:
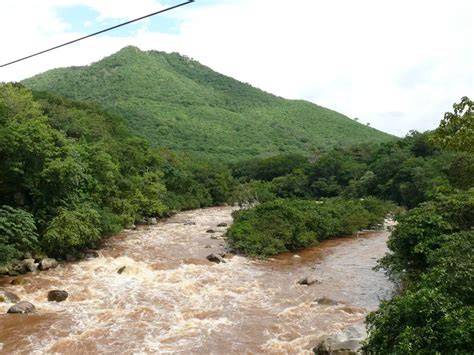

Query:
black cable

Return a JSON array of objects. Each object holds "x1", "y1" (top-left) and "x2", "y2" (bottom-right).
[{"x1": 0, "y1": 0, "x2": 194, "y2": 68}]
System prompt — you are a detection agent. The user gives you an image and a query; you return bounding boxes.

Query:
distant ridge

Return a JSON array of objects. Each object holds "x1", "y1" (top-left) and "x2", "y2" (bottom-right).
[{"x1": 23, "y1": 46, "x2": 394, "y2": 161}]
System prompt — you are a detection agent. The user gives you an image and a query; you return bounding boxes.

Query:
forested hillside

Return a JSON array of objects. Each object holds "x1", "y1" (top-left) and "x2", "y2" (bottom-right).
[
  {"x1": 0, "y1": 83, "x2": 234, "y2": 264},
  {"x1": 23, "y1": 46, "x2": 393, "y2": 161}
]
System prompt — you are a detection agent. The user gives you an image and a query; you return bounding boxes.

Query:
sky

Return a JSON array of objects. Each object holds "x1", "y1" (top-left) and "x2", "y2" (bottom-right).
[{"x1": 0, "y1": 0, "x2": 472, "y2": 136}]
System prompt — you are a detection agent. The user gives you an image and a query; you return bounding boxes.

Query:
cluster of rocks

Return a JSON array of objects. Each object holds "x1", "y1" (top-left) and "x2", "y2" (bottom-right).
[
  {"x1": 2, "y1": 249, "x2": 100, "y2": 278},
  {"x1": 1, "y1": 250, "x2": 96, "y2": 315},
  {"x1": 1, "y1": 288, "x2": 69, "y2": 314},
  {"x1": 2, "y1": 257, "x2": 58, "y2": 277},
  {"x1": 204, "y1": 221, "x2": 233, "y2": 263}
]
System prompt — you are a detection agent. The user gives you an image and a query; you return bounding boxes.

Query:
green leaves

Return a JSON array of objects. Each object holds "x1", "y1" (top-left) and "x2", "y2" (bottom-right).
[
  {"x1": 42, "y1": 205, "x2": 101, "y2": 254},
  {"x1": 433, "y1": 96, "x2": 474, "y2": 152},
  {"x1": 0, "y1": 205, "x2": 38, "y2": 264}
]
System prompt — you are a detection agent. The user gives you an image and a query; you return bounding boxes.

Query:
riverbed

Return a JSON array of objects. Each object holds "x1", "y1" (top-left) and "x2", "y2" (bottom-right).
[{"x1": 0, "y1": 206, "x2": 393, "y2": 354}]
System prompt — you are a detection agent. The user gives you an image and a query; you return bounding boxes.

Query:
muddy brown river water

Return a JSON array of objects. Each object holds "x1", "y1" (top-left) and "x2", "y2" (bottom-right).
[{"x1": 0, "y1": 206, "x2": 393, "y2": 354}]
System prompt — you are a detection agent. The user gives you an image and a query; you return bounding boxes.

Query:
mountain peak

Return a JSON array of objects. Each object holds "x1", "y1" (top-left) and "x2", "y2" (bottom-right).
[
  {"x1": 22, "y1": 48, "x2": 394, "y2": 161},
  {"x1": 117, "y1": 45, "x2": 142, "y2": 53}
]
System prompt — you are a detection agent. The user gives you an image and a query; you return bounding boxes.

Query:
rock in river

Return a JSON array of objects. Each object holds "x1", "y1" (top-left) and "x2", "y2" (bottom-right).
[
  {"x1": 314, "y1": 297, "x2": 339, "y2": 306},
  {"x1": 313, "y1": 324, "x2": 367, "y2": 355},
  {"x1": 217, "y1": 222, "x2": 228, "y2": 227},
  {"x1": 207, "y1": 253, "x2": 225, "y2": 264},
  {"x1": 84, "y1": 250, "x2": 99, "y2": 259},
  {"x1": 12, "y1": 259, "x2": 38, "y2": 274},
  {"x1": 39, "y1": 258, "x2": 58, "y2": 271},
  {"x1": 47, "y1": 290, "x2": 68, "y2": 302},
  {"x1": 297, "y1": 276, "x2": 320, "y2": 286},
  {"x1": 7, "y1": 301, "x2": 35, "y2": 314},
  {"x1": 10, "y1": 278, "x2": 27, "y2": 286},
  {"x1": 0, "y1": 290, "x2": 20, "y2": 303}
]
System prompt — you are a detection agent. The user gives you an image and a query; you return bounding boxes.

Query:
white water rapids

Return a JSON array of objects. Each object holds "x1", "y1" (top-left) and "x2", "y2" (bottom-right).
[{"x1": 0, "y1": 206, "x2": 393, "y2": 354}]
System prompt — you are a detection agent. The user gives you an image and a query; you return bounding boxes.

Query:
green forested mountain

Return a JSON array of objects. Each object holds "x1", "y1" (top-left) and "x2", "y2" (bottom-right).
[{"x1": 23, "y1": 46, "x2": 393, "y2": 161}]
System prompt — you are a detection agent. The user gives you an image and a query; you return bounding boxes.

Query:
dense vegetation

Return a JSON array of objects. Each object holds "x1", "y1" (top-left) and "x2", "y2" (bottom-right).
[
  {"x1": 230, "y1": 130, "x2": 472, "y2": 209},
  {"x1": 22, "y1": 46, "x2": 393, "y2": 161},
  {"x1": 361, "y1": 97, "x2": 474, "y2": 354},
  {"x1": 0, "y1": 83, "x2": 234, "y2": 264},
  {"x1": 362, "y1": 190, "x2": 474, "y2": 353},
  {"x1": 227, "y1": 197, "x2": 393, "y2": 257}
]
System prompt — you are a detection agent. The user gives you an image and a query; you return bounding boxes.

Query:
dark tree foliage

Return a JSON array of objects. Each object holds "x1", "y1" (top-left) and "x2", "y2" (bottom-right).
[{"x1": 232, "y1": 154, "x2": 308, "y2": 182}]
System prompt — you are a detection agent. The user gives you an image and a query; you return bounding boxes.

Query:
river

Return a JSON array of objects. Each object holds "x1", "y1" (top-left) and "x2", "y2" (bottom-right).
[{"x1": 0, "y1": 206, "x2": 393, "y2": 354}]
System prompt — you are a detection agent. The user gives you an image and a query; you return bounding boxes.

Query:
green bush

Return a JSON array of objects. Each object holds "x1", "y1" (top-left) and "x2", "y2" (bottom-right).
[
  {"x1": 227, "y1": 198, "x2": 391, "y2": 257},
  {"x1": 379, "y1": 189, "x2": 473, "y2": 281},
  {"x1": 0, "y1": 205, "x2": 38, "y2": 264},
  {"x1": 363, "y1": 288, "x2": 474, "y2": 354},
  {"x1": 42, "y1": 205, "x2": 101, "y2": 255},
  {"x1": 363, "y1": 230, "x2": 474, "y2": 354},
  {"x1": 230, "y1": 180, "x2": 276, "y2": 206}
]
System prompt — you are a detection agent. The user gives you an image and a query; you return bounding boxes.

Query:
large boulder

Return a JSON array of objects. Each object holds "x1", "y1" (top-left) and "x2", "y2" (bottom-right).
[
  {"x1": 22, "y1": 259, "x2": 38, "y2": 273},
  {"x1": 7, "y1": 301, "x2": 35, "y2": 314},
  {"x1": 217, "y1": 222, "x2": 228, "y2": 227},
  {"x1": 0, "y1": 290, "x2": 20, "y2": 303},
  {"x1": 313, "y1": 324, "x2": 367, "y2": 354},
  {"x1": 149, "y1": 217, "x2": 158, "y2": 225},
  {"x1": 12, "y1": 259, "x2": 37, "y2": 274},
  {"x1": 39, "y1": 258, "x2": 58, "y2": 271},
  {"x1": 207, "y1": 253, "x2": 225, "y2": 264},
  {"x1": 47, "y1": 290, "x2": 68, "y2": 302}
]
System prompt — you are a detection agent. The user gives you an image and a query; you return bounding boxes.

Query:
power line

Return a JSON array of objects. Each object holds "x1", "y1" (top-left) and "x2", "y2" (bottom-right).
[{"x1": 0, "y1": 0, "x2": 194, "y2": 68}]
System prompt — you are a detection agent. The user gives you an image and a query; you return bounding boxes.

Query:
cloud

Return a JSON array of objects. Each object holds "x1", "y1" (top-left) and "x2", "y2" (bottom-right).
[{"x1": 0, "y1": 0, "x2": 472, "y2": 137}]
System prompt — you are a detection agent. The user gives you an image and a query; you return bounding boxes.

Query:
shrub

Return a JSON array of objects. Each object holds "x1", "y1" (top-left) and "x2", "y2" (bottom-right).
[
  {"x1": 227, "y1": 198, "x2": 391, "y2": 257},
  {"x1": 363, "y1": 230, "x2": 474, "y2": 354},
  {"x1": 42, "y1": 205, "x2": 101, "y2": 255},
  {"x1": 0, "y1": 205, "x2": 38, "y2": 264}
]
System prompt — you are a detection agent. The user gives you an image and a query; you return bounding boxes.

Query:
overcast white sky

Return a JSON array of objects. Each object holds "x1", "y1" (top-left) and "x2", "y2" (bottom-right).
[{"x1": 0, "y1": 0, "x2": 472, "y2": 136}]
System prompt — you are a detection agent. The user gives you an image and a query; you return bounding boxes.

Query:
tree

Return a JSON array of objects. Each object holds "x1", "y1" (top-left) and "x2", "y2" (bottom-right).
[
  {"x1": 433, "y1": 96, "x2": 473, "y2": 152},
  {"x1": 0, "y1": 206, "x2": 38, "y2": 264}
]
